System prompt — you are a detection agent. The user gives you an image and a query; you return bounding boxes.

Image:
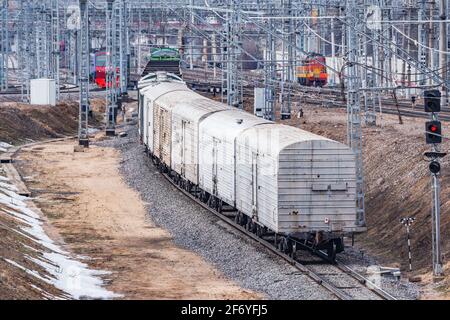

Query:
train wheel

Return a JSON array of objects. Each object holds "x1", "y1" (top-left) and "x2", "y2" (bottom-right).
[
  {"x1": 277, "y1": 237, "x2": 284, "y2": 252},
  {"x1": 256, "y1": 225, "x2": 263, "y2": 237},
  {"x1": 234, "y1": 212, "x2": 240, "y2": 224},
  {"x1": 290, "y1": 241, "x2": 297, "y2": 259},
  {"x1": 327, "y1": 241, "x2": 337, "y2": 262},
  {"x1": 277, "y1": 237, "x2": 291, "y2": 254},
  {"x1": 240, "y1": 215, "x2": 247, "y2": 227}
]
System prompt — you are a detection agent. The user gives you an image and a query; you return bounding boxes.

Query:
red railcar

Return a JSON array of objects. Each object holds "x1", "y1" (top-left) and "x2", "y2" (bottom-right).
[
  {"x1": 296, "y1": 53, "x2": 328, "y2": 87},
  {"x1": 95, "y1": 52, "x2": 119, "y2": 88}
]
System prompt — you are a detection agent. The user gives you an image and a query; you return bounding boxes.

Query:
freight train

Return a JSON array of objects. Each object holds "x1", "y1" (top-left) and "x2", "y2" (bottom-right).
[
  {"x1": 296, "y1": 53, "x2": 328, "y2": 87},
  {"x1": 137, "y1": 72, "x2": 364, "y2": 259},
  {"x1": 141, "y1": 47, "x2": 181, "y2": 78}
]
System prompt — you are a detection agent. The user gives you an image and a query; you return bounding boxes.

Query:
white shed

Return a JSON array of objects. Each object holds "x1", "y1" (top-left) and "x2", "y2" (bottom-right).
[{"x1": 30, "y1": 79, "x2": 56, "y2": 106}]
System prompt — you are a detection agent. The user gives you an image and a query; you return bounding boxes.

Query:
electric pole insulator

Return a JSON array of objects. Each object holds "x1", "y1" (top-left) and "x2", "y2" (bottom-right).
[
  {"x1": 425, "y1": 121, "x2": 442, "y2": 144},
  {"x1": 424, "y1": 90, "x2": 441, "y2": 113}
]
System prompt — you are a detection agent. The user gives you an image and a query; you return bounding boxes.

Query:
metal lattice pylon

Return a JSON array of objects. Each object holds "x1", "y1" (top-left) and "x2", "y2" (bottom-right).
[
  {"x1": 119, "y1": 0, "x2": 128, "y2": 95},
  {"x1": 0, "y1": 0, "x2": 9, "y2": 91},
  {"x1": 36, "y1": 3, "x2": 50, "y2": 79},
  {"x1": 263, "y1": 1, "x2": 276, "y2": 121},
  {"x1": 346, "y1": 0, "x2": 365, "y2": 227},
  {"x1": 280, "y1": 0, "x2": 294, "y2": 120},
  {"x1": 78, "y1": 0, "x2": 90, "y2": 147},
  {"x1": 105, "y1": 0, "x2": 116, "y2": 136},
  {"x1": 51, "y1": 0, "x2": 60, "y2": 99}
]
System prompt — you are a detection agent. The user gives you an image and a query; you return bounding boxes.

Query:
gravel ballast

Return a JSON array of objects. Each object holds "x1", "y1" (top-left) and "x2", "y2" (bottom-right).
[{"x1": 95, "y1": 125, "x2": 420, "y2": 300}]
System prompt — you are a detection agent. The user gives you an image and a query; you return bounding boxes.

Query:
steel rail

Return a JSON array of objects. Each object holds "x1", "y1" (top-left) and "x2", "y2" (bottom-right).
[{"x1": 149, "y1": 157, "x2": 393, "y2": 300}]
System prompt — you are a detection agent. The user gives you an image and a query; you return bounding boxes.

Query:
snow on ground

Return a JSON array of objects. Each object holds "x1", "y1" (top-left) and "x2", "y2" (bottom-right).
[
  {"x1": 0, "y1": 141, "x2": 13, "y2": 152},
  {"x1": 0, "y1": 141, "x2": 13, "y2": 149},
  {"x1": 0, "y1": 171, "x2": 121, "y2": 300}
]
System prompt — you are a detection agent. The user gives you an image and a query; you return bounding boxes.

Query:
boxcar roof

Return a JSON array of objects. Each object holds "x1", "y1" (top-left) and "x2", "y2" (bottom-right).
[
  {"x1": 238, "y1": 123, "x2": 350, "y2": 155},
  {"x1": 172, "y1": 98, "x2": 231, "y2": 122},
  {"x1": 141, "y1": 81, "x2": 190, "y2": 102},
  {"x1": 200, "y1": 109, "x2": 271, "y2": 141}
]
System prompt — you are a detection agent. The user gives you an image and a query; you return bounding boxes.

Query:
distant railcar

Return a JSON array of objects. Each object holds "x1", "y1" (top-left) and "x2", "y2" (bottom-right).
[
  {"x1": 297, "y1": 53, "x2": 328, "y2": 87},
  {"x1": 94, "y1": 51, "x2": 120, "y2": 89},
  {"x1": 141, "y1": 47, "x2": 181, "y2": 78}
]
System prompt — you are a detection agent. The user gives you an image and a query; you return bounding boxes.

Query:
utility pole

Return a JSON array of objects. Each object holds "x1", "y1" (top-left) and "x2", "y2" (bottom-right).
[
  {"x1": 346, "y1": 0, "x2": 366, "y2": 227},
  {"x1": 189, "y1": 0, "x2": 194, "y2": 70},
  {"x1": 137, "y1": 6, "x2": 142, "y2": 74},
  {"x1": 105, "y1": 0, "x2": 116, "y2": 137},
  {"x1": 119, "y1": 0, "x2": 128, "y2": 95},
  {"x1": 224, "y1": 0, "x2": 242, "y2": 108},
  {"x1": 429, "y1": 1, "x2": 436, "y2": 85},
  {"x1": 18, "y1": 0, "x2": 25, "y2": 101},
  {"x1": 78, "y1": 0, "x2": 90, "y2": 147},
  {"x1": 51, "y1": 0, "x2": 60, "y2": 100},
  {"x1": 418, "y1": 0, "x2": 427, "y2": 86},
  {"x1": 263, "y1": 0, "x2": 276, "y2": 121},
  {"x1": 439, "y1": 0, "x2": 448, "y2": 108},
  {"x1": 280, "y1": 0, "x2": 293, "y2": 120},
  {"x1": 1, "y1": 0, "x2": 9, "y2": 91}
]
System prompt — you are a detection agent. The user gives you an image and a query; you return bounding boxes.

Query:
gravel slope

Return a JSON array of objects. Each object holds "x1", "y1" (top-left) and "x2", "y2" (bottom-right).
[
  {"x1": 96, "y1": 127, "x2": 336, "y2": 300},
  {"x1": 96, "y1": 125, "x2": 420, "y2": 300}
]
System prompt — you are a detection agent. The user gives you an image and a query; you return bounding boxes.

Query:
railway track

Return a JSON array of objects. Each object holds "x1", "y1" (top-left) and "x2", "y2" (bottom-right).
[
  {"x1": 150, "y1": 157, "x2": 396, "y2": 300},
  {"x1": 183, "y1": 68, "x2": 450, "y2": 122}
]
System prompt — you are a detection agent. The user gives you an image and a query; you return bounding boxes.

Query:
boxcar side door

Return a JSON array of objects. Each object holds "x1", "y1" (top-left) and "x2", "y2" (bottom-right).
[
  {"x1": 212, "y1": 137, "x2": 219, "y2": 196},
  {"x1": 251, "y1": 152, "x2": 258, "y2": 219}
]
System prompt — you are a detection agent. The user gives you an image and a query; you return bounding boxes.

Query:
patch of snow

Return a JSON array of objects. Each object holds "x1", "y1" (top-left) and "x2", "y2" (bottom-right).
[
  {"x1": 29, "y1": 283, "x2": 62, "y2": 300},
  {"x1": 0, "y1": 141, "x2": 13, "y2": 148},
  {"x1": 0, "y1": 181, "x2": 19, "y2": 192},
  {"x1": 4, "y1": 258, "x2": 53, "y2": 284},
  {"x1": 0, "y1": 178, "x2": 121, "y2": 300},
  {"x1": 88, "y1": 128, "x2": 100, "y2": 134}
]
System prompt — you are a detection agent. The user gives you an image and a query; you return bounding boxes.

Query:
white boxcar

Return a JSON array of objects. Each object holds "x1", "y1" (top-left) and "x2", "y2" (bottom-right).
[
  {"x1": 153, "y1": 90, "x2": 203, "y2": 166},
  {"x1": 199, "y1": 109, "x2": 270, "y2": 206},
  {"x1": 236, "y1": 123, "x2": 359, "y2": 234},
  {"x1": 171, "y1": 98, "x2": 230, "y2": 185},
  {"x1": 138, "y1": 85, "x2": 156, "y2": 150},
  {"x1": 140, "y1": 81, "x2": 190, "y2": 154}
]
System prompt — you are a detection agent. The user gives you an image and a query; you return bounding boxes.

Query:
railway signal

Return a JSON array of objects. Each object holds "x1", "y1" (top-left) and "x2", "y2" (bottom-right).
[
  {"x1": 425, "y1": 121, "x2": 442, "y2": 144},
  {"x1": 429, "y1": 161, "x2": 441, "y2": 174},
  {"x1": 424, "y1": 89, "x2": 441, "y2": 113},
  {"x1": 400, "y1": 217, "x2": 415, "y2": 272},
  {"x1": 423, "y1": 87, "x2": 445, "y2": 278}
]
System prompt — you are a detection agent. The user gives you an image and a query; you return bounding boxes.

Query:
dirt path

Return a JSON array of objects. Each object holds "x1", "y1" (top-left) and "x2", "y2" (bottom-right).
[{"x1": 16, "y1": 140, "x2": 260, "y2": 299}]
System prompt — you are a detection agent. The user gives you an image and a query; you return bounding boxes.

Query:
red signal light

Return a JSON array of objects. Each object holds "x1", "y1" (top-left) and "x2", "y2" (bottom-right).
[{"x1": 425, "y1": 121, "x2": 442, "y2": 144}]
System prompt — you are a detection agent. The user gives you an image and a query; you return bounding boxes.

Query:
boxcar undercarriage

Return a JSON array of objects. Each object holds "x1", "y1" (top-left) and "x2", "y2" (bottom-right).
[{"x1": 146, "y1": 146, "x2": 347, "y2": 262}]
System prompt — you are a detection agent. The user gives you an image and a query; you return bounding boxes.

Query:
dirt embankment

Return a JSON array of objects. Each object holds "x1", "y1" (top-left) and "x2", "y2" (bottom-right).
[
  {"x1": 280, "y1": 106, "x2": 450, "y2": 296},
  {"x1": 0, "y1": 192, "x2": 67, "y2": 299},
  {"x1": 0, "y1": 99, "x2": 106, "y2": 145},
  {"x1": 16, "y1": 140, "x2": 261, "y2": 299},
  {"x1": 0, "y1": 102, "x2": 78, "y2": 144}
]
